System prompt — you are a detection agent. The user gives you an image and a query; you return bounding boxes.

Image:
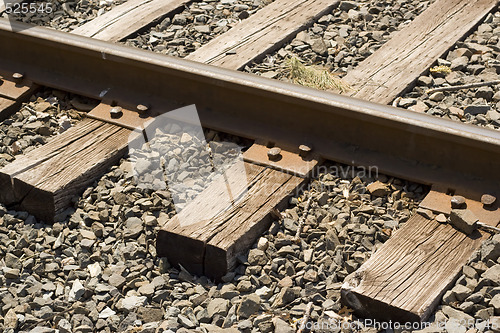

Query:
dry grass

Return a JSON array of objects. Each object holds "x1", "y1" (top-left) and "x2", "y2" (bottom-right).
[
  {"x1": 284, "y1": 57, "x2": 351, "y2": 93},
  {"x1": 430, "y1": 65, "x2": 452, "y2": 74}
]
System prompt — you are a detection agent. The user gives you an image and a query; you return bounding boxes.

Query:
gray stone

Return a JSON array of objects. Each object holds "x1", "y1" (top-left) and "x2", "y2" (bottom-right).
[
  {"x1": 109, "y1": 273, "x2": 126, "y2": 288},
  {"x1": 220, "y1": 284, "x2": 239, "y2": 299},
  {"x1": 57, "y1": 319, "x2": 72, "y2": 333},
  {"x1": 123, "y1": 217, "x2": 143, "y2": 238},
  {"x1": 367, "y1": 181, "x2": 390, "y2": 196},
  {"x1": 429, "y1": 92, "x2": 445, "y2": 102},
  {"x1": 119, "y1": 295, "x2": 147, "y2": 312},
  {"x1": 450, "y1": 209, "x2": 478, "y2": 235},
  {"x1": 325, "y1": 229, "x2": 341, "y2": 251},
  {"x1": 273, "y1": 317, "x2": 293, "y2": 333},
  {"x1": 452, "y1": 284, "x2": 472, "y2": 301},
  {"x1": 272, "y1": 287, "x2": 300, "y2": 307},
  {"x1": 441, "y1": 305, "x2": 474, "y2": 323},
  {"x1": 237, "y1": 294, "x2": 260, "y2": 318},
  {"x1": 481, "y1": 240, "x2": 500, "y2": 261},
  {"x1": 417, "y1": 208, "x2": 434, "y2": 219},
  {"x1": 237, "y1": 280, "x2": 253, "y2": 292},
  {"x1": 4, "y1": 253, "x2": 21, "y2": 269},
  {"x1": 3, "y1": 267, "x2": 19, "y2": 279},
  {"x1": 475, "y1": 87, "x2": 494, "y2": 101},
  {"x1": 436, "y1": 213, "x2": 447, "y2": 223},
  {"x1": 450, "y1": 56, "x2": 469, "y2": 71},
  {"x1": 490, "y1": 294, "x2": 500, "y2": 315},
  {"x1": 465, "y1": 105, "x2": 490, "y2": 115},
  {"x1": 339, "y1": 1, "x2": 358, "y2": 11},
  {"x1": 69, "y1": 279, "x2": 85, "y2": 301},
  {"x1": 257, "y1": 237, "x2": 269, "y2": 251},
  {"x1": 248, "y1": 249, "x2": 267, "y2": 266},
  {"x1": 483, "y1": 265, "x2": 500, "y2": 286},
  {"x1": 207, "y1": 298, "x2": 229, "y2": 318},
  {"x1": 178, "y1": 314, "x2": 196, "y2": 328},
  {"x1": 310, "y1": 39, "x2": 328, "y2": 56},
  {"x1": 4, "y1": 309, "x2": 18, "y2": 329},
  {"x1": 417, "y1": 76, "x2": 433, "y2": 86},
  {"x1": 409, "y1": 101, "x2": 429, "y2": 113}
]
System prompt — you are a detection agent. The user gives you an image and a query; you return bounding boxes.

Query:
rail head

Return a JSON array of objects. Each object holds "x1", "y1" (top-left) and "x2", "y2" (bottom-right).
[{"x1": 1, "y1": 19, "x2": 499, "y2": 197}]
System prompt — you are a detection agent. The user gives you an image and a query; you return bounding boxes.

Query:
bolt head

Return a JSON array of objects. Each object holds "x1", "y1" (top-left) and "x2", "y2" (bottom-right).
[
  {"x1": 267, "y1": 147, "x2": 281, "y2": 161},
  {"x1": 12, "y1": 73, "x2": 23, "y2": 81},
  {"x1": 450, "y1": 195, "x2": 466, "y2": 209},
  {"x1": 136, "y1": 104, "x2": 149, "y2": 113},
  {"x1": 299, "y1": 144, "x2": 312, "y2": 157},
  {"x1": 481, "y1": 194, "x2": 496, "y2": 207},
  {"x1": 110, "y1": 106, "x2": 123, "y2": 118}
]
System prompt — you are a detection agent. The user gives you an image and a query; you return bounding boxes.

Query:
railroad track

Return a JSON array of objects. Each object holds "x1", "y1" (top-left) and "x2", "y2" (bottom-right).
[{"x1": 0, "y1": 0, "x2": 499, "y2": 331}]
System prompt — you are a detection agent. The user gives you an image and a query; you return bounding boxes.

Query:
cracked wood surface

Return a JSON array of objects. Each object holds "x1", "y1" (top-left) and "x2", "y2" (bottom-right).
[
  {"x1": 0, "y1": 119, "x2": 131, "y2": 222},
  {"x1": 343, "y1": 0, "x2": 498, "y2": 104},
  {"x1": 157, "y1": 161, "x2": 306, "y2": 279},
  {"x1": 0, "y1": 74, "x2": 38, "y2": 120},
  {"x1": 186, "y1": 0, "x2": 338, "y2": 70},
  {"x1": 71, "y1": 0, "x2": 190, "y2": 42},
  {"x1": 341, "y1": 210, "x2": 496, "y2": 322},
  {"x1": 339, "y1": 0, "x2": 500, "y2": 322}
]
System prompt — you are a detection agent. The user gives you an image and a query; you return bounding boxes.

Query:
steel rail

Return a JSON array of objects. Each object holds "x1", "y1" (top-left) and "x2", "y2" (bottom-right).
[{"x1": 0, "y1": 19, "x2": 499, "y2": 197}]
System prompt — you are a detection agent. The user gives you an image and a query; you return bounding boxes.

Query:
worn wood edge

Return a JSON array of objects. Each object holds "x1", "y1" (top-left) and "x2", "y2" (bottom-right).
[
  {"x1": 0, "y1": 82, "x2": 38, "y2": 121},
  {"x1": 16, "y1": 133, "x2": 130, "y2": 222},
  {"x1": 156, "y1": 225, "x2": 206, "y2": 276},
  {"x1": 340, "y1": 214, "x2": 488, "y2": 322},
  {"x1": 72, "y1": 0, "x2": 190, "y2": 42},
  {"x1": 343, "y1": 0, "x2": 498, "y2": 103},
  {"x1": 0, "y1": 165, "x2": 16, "y2": 204},
  {"x1": 1, "y1": 118, "x2": 133, "y2": 222},
  {"x1": 186, "y1": 0, "x2": 339, "y2": 69},
  {"x1": 340, "y1": 282, "x2": 422, "y2": 323},
  {"x1": 204, "y1": 174, "x2": 306, "y2": 279},
  {"x1": 157, "y1": 163, "x2": 267, "y2": 276},
  {"x1": 0, "y1": 97, "x2": 16, "y2": 122}
]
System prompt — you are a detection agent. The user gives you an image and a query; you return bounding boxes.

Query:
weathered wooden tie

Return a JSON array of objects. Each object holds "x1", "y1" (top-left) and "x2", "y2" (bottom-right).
[
  {"x1": 0, "y1": 73, "x2": 38, "y2": 120},
  {"x1": 0, "y1": 117, "x2": 132, "y2": 222},
  {"x1": 341, "y1": 191, "x2": 499, "y2": 322},
  {"x1": 342, "y1": 0, "x2": 498, "y2": 104},
  {"x1": 186, "y1": 0, "x2": 338, "y2": 69},
  {"x1": 338, "y1": 0, "x2": 500, "y2": 322},
  {"x1": 157, "y1": 144, "x2": 317, "y2": 279},
  {"x1": 0, "y1": 0, "x2": 331, "y2": 222},
  {"x1": 71, "y1": 0, "x2": 190, "y2": 42}
]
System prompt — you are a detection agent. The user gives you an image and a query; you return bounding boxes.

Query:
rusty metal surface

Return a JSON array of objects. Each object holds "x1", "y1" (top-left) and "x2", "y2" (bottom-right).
[
  {"x1": 87, "y1": 102, "x2": 153, "y2": 130},
  {"x1": 0, "y1": 72, "x2": 35, "y2": 100},
  {"x1": 0, "y1": 20, "x2": 499, "y2": 197},
  {"x1": 420, "y1": 187, "x2": 500, "y2": 227},
  {"x1": 243, "y1": 142, "x2": 318, "y2": 177}
]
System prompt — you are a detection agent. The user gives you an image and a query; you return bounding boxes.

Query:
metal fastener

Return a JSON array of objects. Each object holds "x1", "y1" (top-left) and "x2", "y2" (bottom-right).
[
  {"x1": 299, "y1": 144, "x2": 312, "y2": 157},
  {"x1": 110, "y1": 106, "x2": 123, "y2": 118},
  {"x1": 267, "y1": 147, "x2": 281, "y2": 161},
  {"x1": 450, "y1": 195, "x2": 466, "y2": 209},
  {"x1": 481, "y1": 194, "x2": 496, "y2": 207},
  {"x1": 12, "y1": 72, "x2": 24, "y2": 82},
  {"x1": 136, "y1": 104, "x2": 149, "y2": 113}
]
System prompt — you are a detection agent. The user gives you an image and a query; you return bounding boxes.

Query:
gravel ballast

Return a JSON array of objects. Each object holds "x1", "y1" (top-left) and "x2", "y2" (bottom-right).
[
  {"x1": 2, "y1": 0, "x2": 128, "y2": 32},
  {"x1": 245, "y1": 0, "x2": 434, "y2": 79},
  {"x1": 0, "y1": 116, "x2": 430, "y2": 332},
  {"x1": 398, "y1": 10, "x2": 500, "y2": 131},
  {"x1": 123, "y1": 0, "x2": 273, "y2": 57},
  {"x1": 0, "y1": 89, "x2": 93, "y2": 168}
]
